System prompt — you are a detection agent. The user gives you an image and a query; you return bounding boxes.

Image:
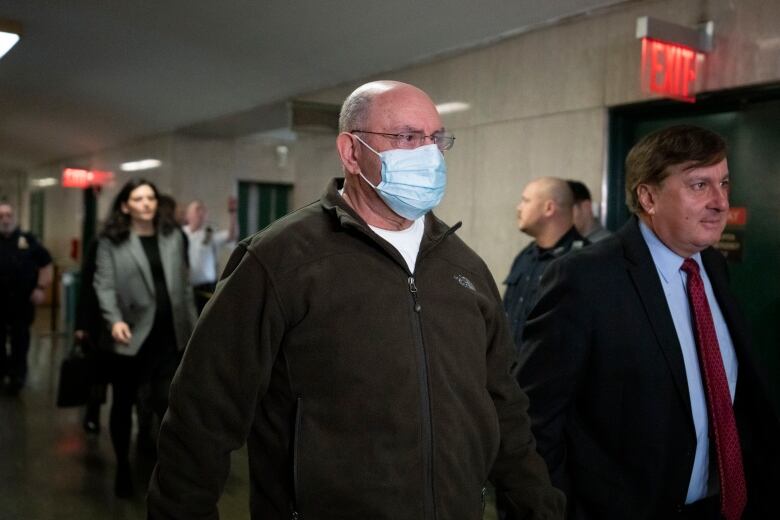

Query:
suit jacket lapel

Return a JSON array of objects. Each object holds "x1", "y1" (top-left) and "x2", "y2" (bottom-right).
[
  {"x1": 620, "y1": 217, "x2": 693, "y2": 416},
  {"x1": 128, "y1": 232, "x2": 155, "y2": 295},
  {"x1": 701, "y1": 248, "x2": 749, "y2": 359}
]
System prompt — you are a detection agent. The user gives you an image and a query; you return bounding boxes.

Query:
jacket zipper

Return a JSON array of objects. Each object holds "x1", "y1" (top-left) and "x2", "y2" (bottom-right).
[
  {"x1": 291, "y1": 396, "x2": 303, "y2": 519},
  {"x1": 408, "y1": 276, "x2": 436, "y2": 520}
]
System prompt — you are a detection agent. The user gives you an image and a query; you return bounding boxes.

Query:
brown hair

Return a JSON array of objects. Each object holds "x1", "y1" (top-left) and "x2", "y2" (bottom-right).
[{"x1": 625, "y1": 125, "x2": 726, "y2": 214}]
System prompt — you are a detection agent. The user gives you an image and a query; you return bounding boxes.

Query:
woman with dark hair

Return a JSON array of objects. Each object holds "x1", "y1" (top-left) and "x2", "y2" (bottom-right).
[{"x1": 93, "y1": 178, "x2": 196, "y2": 497}]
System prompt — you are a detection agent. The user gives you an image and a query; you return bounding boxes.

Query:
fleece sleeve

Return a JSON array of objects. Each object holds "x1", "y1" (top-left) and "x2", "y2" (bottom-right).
[
  {"x1": 483, "y1": 268, "x2": 566, "y2": 520},
  {"x1": 147, "y1": 243, "x2": 287, "y2": 519}
]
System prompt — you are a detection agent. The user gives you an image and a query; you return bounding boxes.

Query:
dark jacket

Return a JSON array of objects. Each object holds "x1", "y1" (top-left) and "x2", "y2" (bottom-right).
[
  {"x1": 503, "y1": 226, "x2": 586, "y2": 351},
  {"x1": 148, "y1": 178, "x2": 564, "y2": 520},
  {"x1": 0, "y1": 228, "x2": 52, "y2": 300},
  {"x1": 517, "y1": 217, "x2": 780, "y2": 519}
]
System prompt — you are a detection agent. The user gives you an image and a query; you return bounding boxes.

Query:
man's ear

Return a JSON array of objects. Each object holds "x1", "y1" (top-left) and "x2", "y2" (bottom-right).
[
  {"x1": 336, "y1": 133, "x2": 361, "y2": 176},
  {"x1": 543, "y1": 199, "x2": 557, "y2": 217},
  {"x1": 637, "y1": 184, "x2": 656, "y2": 215}
]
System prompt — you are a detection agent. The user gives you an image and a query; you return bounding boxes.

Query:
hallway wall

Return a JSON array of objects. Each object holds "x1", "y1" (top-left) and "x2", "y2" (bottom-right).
[
  {"x1": 24, "y1": 0, "x2": 780, "y2": 284},
  {"x1": 295, "y1": 0, "x2": 780, "y2": 280}
]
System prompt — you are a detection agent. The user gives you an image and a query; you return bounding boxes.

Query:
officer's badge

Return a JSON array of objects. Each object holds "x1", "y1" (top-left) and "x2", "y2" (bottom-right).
[{"x1": 17, "y1": 236, "x2": 29, "y2": 249}]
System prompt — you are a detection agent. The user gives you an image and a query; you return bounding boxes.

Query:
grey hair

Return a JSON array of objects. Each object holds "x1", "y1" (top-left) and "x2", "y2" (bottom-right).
[{"x1": 338, "y1": 90, "x2": 374, "y2": 133}]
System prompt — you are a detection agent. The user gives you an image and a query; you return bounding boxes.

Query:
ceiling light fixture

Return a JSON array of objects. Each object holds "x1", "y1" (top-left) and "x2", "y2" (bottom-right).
[
  {"x1": 120, "y1": 158, "x2": 162, "y2": 172},
  {"x1": 436, "y1": 102, "x2": 471, "y2": 115},
  {"x1": 0, "y1": 19, "x2": 22, "y2": 60},
  {"x1": 30, "y1": 177, "x2": 58, "y2": 188}
]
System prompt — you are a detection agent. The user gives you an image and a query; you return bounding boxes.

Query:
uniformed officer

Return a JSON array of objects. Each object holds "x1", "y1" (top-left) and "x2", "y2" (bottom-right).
[
  {"x1": 503, "y1": 177, "x2": 586, "y2": 352},
  {"x1": 0, "y1": 203, "x2": 53, "y2": 395}
]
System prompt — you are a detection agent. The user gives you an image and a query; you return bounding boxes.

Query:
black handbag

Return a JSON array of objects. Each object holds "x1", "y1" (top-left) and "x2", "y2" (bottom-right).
[{"x1": 56, "y1": 344, "x2": 91, "y2": 408}]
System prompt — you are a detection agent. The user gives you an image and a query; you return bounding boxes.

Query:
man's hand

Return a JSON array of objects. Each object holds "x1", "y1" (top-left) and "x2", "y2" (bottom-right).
[
  {"x1": 112, "y1": 321, "x2": 132, "y2": 344},
  {"x1": 30, "y1": 287, "x2": 46, "y2": 305}
]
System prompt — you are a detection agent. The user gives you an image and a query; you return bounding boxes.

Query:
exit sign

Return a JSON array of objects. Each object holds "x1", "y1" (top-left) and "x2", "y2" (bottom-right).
[
  {"x1": 636, "y1": 16, "x2": 713, "y2": 103},
  {"x1": 62, "y1": 168, "x2": 114, "y2": 188},
  {"x1": 640, "y1": 38, "x2": 700, "y2": 103}
]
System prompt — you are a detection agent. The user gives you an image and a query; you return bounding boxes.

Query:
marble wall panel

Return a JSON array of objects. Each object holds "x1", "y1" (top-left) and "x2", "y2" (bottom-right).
[{"x1": 470, "y1": 108, "x2": 606, "y2": 285}]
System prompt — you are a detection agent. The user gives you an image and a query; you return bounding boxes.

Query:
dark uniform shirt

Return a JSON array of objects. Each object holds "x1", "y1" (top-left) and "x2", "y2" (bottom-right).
[
  {"x1": 503, "y1": 226, "x2": 586, "y2": 352},
  {"x1": 0, "y1": 228, "x2": 52, "y2": 301}
]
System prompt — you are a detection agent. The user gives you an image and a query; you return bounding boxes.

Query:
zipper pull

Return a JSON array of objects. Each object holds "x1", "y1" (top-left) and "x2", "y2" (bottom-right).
[{"x1": 408, "y1": 276, "x2": 421, "y2": 312}]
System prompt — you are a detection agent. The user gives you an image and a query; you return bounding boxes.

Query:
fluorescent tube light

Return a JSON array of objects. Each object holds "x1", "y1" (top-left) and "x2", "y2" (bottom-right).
[
  {"x1": 120, "y1": 159, "x2": 162, "y2": 172},
  {"x1": 436, "y1": 102, "x2": 471, "y2": 115},
  {"x1": 30, "y1": 177, "x2": 58, "y2": 188},
  {"x1": 0, "y1": 19, "x2": 21, "y2": 60}
]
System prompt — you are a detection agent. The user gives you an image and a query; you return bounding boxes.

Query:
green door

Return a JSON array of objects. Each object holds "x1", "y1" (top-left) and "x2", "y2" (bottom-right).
[
  {"x1": 237, "y1": 182, "x2": 291, "y2": 239},
  {"x1": 609, "y1": 89, "x2": 780, "y2": 413}
]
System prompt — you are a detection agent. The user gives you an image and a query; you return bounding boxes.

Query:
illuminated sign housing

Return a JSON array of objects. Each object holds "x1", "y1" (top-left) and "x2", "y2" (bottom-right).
[
  {"x1": 636, "y1": 17, "x2": 714, "y2": 103},
  {"x1": 61, "y1": 168, "x2": 114, "y2": 188}
]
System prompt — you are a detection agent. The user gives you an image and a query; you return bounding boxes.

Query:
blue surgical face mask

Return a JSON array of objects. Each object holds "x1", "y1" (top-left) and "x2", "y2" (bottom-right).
[{"x1": 353, "y1": 134, "x2": 447, "y2": 221}]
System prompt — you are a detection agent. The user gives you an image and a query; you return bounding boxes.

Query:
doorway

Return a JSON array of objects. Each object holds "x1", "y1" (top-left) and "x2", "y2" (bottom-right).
[
  {"x1": 608, "y1": 84, "x2": 780, "y2": 413},
  {"x1": 236, "y1": 181, "x2": 292, "y2": 239}
]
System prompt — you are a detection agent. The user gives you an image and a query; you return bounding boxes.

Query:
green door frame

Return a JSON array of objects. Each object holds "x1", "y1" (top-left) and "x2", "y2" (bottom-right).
[{"x1": 607, "y1": 82, "x2": 780, "y2": 414}]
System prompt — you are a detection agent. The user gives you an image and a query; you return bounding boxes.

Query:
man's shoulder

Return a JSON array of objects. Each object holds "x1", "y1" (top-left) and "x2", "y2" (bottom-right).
[
  {"x1": 16, "y1": 230, "x2": 47, "y2": 251},
  {"x1": 436, "y1": 229, "x2": 493, "y2": 275},
  {"x1": 554, "y1": 231, "x2": 624, "y2": 274},
  {"x1": 240, "y1": 200, "x2": 336, "y2": 270}
]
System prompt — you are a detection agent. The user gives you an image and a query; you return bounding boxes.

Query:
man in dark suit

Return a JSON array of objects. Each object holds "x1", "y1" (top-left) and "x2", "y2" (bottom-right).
[{"x1": 517, "y1": 125, "x2": 780, "y2": 519}]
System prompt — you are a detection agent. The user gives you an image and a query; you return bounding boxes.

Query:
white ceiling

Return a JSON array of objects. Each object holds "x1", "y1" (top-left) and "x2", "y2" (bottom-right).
[{"x1": 0, "y1": 0, "x2": 629, "y2": 172}]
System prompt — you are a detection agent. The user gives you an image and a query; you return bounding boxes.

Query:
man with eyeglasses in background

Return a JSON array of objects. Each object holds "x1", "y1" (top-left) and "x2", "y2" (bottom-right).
[{"x1": 149, "y1": 80, "x2": 564, "y2": 519}]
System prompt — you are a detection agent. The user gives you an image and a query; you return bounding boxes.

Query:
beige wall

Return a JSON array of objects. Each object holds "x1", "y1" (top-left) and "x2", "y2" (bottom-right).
[
  {"x1": 25, "y1": 0, "x2": 780, "y2": 286},
  {"x1": 296, "y1": 0, "x2": 780, "y2": 282}
]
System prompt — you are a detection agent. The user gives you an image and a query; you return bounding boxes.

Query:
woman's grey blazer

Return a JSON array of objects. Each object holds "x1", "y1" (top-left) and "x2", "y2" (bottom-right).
[{"x1": 94, "y1": 231, "x2": 196, "y2": 356}]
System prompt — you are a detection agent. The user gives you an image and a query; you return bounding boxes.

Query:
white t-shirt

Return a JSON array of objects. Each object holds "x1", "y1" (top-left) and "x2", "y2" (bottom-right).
[
  {"x1": 183, "y1": 225, "x2": 231, "y2": 286},
  {"x1": 369, "y1": 217, "x2": 425, "y2": 273}
]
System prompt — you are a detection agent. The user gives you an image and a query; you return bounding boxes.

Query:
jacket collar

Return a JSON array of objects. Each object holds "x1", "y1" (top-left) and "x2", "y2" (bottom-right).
[
  {"x1": 533, "y1": 226, "x2": 586, "y2": 259},
  {"x1": 321, "y1": 177, "x2": 460, "y2": 252},
  {"x1": 618, "y1": 215, "x2": 694, "y2": 419}
]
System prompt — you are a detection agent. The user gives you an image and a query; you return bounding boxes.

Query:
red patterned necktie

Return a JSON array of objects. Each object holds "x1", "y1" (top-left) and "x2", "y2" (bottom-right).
[{"x1": 681, "y1": 258, "x2": 747, "y2": 520}]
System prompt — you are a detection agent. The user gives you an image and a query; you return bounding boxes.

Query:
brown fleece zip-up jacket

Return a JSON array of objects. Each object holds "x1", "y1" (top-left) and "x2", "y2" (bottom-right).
[{"x1": 148, "y1": 178, "x2": 564, "y2": 520}]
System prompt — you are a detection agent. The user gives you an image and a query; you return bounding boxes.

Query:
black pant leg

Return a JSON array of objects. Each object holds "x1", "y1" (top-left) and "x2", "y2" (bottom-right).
[
  {"x1": 109, "y1": 353, "x2": 141, "y2": 464},
  {"x1": 7, "y1": 301, "x2": 33, "y2": 384},
  {"x1": 0, "y1": 320, "x2": 7, "y2": 379}
]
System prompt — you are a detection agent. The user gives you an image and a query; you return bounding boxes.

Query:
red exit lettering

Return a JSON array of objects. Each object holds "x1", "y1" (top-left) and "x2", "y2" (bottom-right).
[
  {"x1": 641, "y1": 38, "x2": 700, "y2": 103},
  {"x1": 62, "y1": 168, "x2": 114, "y2": 188}
]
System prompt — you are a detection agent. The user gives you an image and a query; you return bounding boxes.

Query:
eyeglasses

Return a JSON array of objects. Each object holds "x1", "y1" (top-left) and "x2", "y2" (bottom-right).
[{"x1": 351, "y1": 129, "x2": 455, "y2": 151}]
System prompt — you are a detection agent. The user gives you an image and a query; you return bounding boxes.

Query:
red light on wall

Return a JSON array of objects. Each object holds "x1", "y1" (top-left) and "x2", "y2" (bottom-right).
[
  {"x1": 61, "y1": 168, "x2": 114, "y2": 188},
  {"x1": 640, "y1": 38, "x2": 700, "y2": 103},
  {"x1": 727, "y1": 207, "x2": 747, "y2": 227}
]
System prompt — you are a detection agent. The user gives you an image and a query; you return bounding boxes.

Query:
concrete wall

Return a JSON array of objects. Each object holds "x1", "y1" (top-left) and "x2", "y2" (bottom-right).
[
  {"x1": 295, "y1": 0, "x2": 780, "y2": 282},
  {"x1": 24, "y1": 0, "x2": 780, "y2": 285}
]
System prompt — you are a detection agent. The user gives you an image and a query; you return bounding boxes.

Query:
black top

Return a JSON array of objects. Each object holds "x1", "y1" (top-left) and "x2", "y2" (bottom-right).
[
  {"x1": 139, "y1": 235, "x2": 174, "y2": 329},
  {"x1": 0, "y1": 228, "x2": 52, "y2": 299},
  {"x1": 503, "y1": 226, "x2": 586, "y2": 351}
]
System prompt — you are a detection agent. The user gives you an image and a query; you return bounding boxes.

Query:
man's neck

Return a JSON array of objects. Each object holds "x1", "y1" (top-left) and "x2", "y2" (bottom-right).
[
  {"x1": 534, "y1": 222, "x2": 571, "y2": 249},
  {"x1": 341, "y1": 176, "x2": 413, "y2": 231},
  {"x1": 580, "y1": 219, "x2": 598, "y2": 236}
]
